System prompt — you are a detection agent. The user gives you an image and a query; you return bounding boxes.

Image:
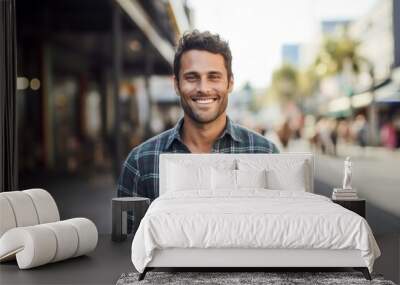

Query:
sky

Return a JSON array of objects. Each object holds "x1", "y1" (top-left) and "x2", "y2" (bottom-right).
[{"x1": 188, "y1": 0, "x2": 378, "y2": 91}]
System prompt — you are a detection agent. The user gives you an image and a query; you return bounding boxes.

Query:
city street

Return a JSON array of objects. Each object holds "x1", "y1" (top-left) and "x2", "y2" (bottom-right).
[
  {"x1": 289, "y1": 140, "x2": 400, "y2": 281},
  {"x1": 289, "y1": 140, "x2": 400, "y2": 235},
  {"x1": 315, "y1": 154, "x2": 400, "y2": 234}
]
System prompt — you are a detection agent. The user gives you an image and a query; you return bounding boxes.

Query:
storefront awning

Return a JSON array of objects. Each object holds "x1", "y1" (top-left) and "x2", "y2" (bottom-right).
[
  {"x1": 319, "y1": 68, "x2": 400, "y2": 116},
  {"x1": 115, "y1": 0, "x2": 176, "y2": 65},
  {"x1": 375, "y1": 80, "x2": 400, "y2": 103},
  {"x1": 326, "y1": 92, "x2": 373, "y2": 114}
]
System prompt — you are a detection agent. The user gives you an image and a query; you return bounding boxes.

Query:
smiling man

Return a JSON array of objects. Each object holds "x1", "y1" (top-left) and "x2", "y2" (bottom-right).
[{"x1": 117, "y1": 30, "x2": 279, "y2": 231}]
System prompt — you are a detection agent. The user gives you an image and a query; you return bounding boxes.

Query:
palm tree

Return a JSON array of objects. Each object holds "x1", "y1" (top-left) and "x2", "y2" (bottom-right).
[
  {"x1": 313, "y1": 30, "x2": 379, "y2": 145},
  {"x1": 313, "y1": 31, "x2": 364, "y2": 79},
  {"x1": 270, "y1": 63, "x2": 299, "y2": 103}
]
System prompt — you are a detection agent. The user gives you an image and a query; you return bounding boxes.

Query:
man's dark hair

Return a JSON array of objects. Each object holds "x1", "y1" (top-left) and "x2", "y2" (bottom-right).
[{"x1": 173, "y1": 30, "x2": 233, "y2": 82}]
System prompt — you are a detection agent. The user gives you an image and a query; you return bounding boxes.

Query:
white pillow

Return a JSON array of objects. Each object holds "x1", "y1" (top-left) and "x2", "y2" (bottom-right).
[
  {"x1": 266, "y1": 162, "x2": 306, "y2": 191},
  {"x1": 212, "y1": 168, "x2": 236, "y2": 190},
  {"x1": 167, "y1": 162, "x2": 212, "y2": 191},
  {"x1": 237, "y1": 159, "x2": 308, "y2": 191},
  {"x1": 211, "y1": 168, "x2": 268, "y2": 190},
  {"x1": 236, "y1": 169, "x2": 268, "y2": 189}
]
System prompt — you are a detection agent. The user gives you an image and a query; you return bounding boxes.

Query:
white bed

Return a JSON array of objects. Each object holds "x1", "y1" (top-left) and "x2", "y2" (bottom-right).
[{"x1": 131, "y1": 153, "x2": 380, "y2": 280}]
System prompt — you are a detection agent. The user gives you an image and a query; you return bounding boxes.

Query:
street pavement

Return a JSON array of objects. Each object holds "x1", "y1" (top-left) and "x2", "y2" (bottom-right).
[
  {"x1": 288, "y1": 140, "x2": 400, "y2": 283},
  {"x1": 288, "y1": 139, "x2": 400, "y2": 235}
]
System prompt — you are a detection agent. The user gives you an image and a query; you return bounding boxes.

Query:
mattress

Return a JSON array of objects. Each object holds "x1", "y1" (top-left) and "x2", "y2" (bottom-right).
[{"x1": 131, "y1": 190, "x2": 381, "y2": 273}]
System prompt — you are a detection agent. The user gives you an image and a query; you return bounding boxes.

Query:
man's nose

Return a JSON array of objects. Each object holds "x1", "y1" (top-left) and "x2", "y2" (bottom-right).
[{"x1": 197, "y1": 79, "x2": 211, "y2": 94}]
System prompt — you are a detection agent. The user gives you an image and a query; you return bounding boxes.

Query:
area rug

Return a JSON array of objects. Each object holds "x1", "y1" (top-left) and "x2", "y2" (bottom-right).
[{"x1": 116, "y1": 271, "x2": 396, "y2": 285}]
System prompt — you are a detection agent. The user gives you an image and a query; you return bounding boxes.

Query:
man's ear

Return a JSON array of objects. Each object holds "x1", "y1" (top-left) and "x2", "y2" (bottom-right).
[
  {"x1": 173, "y1": 76, "x2": 180, "y2": 97},
  {"x1": 228, "y1": 76, "x2": 234, "y2": 93}
]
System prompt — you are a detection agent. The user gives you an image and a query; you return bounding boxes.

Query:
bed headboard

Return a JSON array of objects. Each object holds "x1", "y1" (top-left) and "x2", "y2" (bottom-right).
[{"x1": 159, "y1": 153, "x2": 314, "y2": 195}]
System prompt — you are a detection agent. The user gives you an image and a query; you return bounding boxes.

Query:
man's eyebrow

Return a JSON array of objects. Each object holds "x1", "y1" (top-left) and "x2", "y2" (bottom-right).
[
  {"x1": 182, "y1": 71, "x2": 199, "y2": 76},
  {"x1": 182, "y1": 70, "x2": 224, "y2": 77},
  {"x1": 208, "y1": 71, "x2": 223, "y2": 76}
]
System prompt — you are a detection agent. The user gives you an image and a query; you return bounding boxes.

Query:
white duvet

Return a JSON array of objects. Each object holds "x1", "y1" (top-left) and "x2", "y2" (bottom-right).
[{"x1": 131, "y1": 190, "x2": 380, "y2": 273}]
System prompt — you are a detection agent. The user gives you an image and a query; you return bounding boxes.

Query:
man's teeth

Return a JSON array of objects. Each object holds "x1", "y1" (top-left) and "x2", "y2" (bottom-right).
[{"x1": 194, "y1": 98, "x2": 216, "y2": 104}]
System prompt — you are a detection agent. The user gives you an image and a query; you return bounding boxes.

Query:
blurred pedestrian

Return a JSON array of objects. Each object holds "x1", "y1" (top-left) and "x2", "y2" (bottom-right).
[
  {"x1": 352, "y1": 114, "x2": 368, "y2": 147},
  {"x1": 303, "y1": 115, "x2": 318, "y2": 151},
  {"x1": 380, "y1": 120, "x2": 397, "y2": 150},
  {"x1": 337, "y1": 119, "x2": 351, "y2": 144},
  {"x1": 264, "y1": 118, "x2": 292, "y2": 151},
  {"x1": 277, "y1": 119, "x2": 292, "y2": 149},
  {"x1": 316, "y1": 118, "x2": 335, "y2": 155},
  {"x1": 329, "y1": 118, "x2": 338, "y2": 156}
]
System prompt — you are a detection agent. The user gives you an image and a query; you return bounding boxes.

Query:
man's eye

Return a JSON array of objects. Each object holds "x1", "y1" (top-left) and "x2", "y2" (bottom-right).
[
  {"x1": 185, "y1": 76, "x2": 197, "y2": 81},
  {"x1": 209, "y1": 75, "x2": 221, "y2": 81}
]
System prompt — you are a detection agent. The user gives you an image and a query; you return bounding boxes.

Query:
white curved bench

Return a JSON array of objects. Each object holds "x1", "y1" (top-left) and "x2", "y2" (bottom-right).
[{"x1": 0, "y1": 189, "x2": 98, "y2": 269}]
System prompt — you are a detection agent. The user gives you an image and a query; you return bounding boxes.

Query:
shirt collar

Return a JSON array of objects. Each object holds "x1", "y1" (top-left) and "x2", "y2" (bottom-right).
[
  {"x1": 165, "y1": 117, "x2": 184, "y2": 150},
  {"x1": 165, "y1": 115, "x2": 243, "y2": 150},
  {"x1": 219, "y1": 115, "x2": 243, "y2": 143}
]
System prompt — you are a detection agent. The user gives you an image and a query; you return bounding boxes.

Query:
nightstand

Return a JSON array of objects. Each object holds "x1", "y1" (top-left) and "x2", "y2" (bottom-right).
[
  {"x1": 112, "y1": 197, "x2": 150, "y2": 242},
  {"x1": 332, "y1": 199, "x2": 366, "y2": 218}
]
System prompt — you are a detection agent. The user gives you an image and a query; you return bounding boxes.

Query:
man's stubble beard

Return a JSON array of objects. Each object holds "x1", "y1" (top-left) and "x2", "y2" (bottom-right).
[{"x1": 178, "y1": 88, "x2": 229, "y2": 124}]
